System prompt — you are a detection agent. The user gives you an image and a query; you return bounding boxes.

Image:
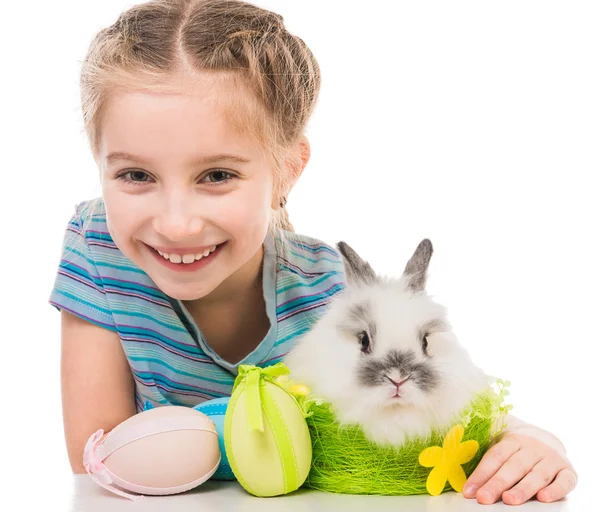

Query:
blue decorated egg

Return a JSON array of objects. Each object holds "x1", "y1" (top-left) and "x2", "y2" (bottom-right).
[{"x1": 194, "y1": 397, "x2": 234, "y2": 480}]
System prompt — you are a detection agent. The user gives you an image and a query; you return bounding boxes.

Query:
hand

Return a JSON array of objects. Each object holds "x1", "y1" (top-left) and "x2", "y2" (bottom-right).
[{"x1": 463, "y1": 430, "x2": 577, "y2": 505}]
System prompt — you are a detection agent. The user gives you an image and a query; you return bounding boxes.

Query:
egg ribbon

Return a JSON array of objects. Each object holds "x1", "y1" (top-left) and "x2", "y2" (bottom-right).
[
  {"x1": 83, "y1": 415, "x2": 220, "y2": 500},
  {"x1": 234, "y1": 363, "x2": 291, "y2": 432},
  {"x1": 83, "y1": 429, "x2": 141, "y2": 500}
]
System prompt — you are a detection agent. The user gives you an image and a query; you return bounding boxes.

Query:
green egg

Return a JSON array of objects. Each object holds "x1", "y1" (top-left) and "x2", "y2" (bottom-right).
[{"x1": 224, "y1": 364, "x2": 312, "y2": 497}]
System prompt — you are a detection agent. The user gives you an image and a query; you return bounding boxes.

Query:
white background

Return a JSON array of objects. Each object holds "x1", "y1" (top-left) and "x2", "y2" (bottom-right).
[{"x1": 2, "y1": 0, "x2": 598, "y2": 506}]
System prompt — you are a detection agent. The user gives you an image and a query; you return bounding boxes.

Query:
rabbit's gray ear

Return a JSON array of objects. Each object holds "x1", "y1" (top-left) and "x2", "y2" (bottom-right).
[
  {"x1": 337, "y1": 241, "x2": 377, "y2": 286},
  {"x1": 402, "y1": 239, "x2": 433, "y2": 292}
]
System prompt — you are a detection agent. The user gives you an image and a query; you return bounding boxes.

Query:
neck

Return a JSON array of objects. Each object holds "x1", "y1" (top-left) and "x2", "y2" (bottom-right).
[{"x1": 182, "y1": 243, "x2": 269, "y2": 363}]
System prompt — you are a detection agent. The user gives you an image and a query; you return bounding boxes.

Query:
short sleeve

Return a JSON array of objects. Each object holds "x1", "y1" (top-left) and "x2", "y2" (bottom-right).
[{"x1": 49, "y1": 202, "x2": 117, "y2": 332}]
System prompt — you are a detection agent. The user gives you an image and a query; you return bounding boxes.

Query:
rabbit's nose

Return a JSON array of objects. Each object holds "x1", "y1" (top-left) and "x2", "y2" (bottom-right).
[{"x1": 385, "y1": 374, "x2": 410, "y2": 389}]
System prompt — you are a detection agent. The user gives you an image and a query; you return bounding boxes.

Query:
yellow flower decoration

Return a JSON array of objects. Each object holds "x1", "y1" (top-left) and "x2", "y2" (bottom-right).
[
  {"x1": 418, "y1": 424, "x2": 479, "y2": 496},
  {"x1": 275, "y1": 375, "x2": 311, "y2": 397}
]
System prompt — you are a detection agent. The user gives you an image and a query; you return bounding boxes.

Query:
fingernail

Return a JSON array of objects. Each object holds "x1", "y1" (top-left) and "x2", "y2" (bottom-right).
[
  {"x1": 463, "y1": 484, "x2": 477, "y2": 497},
  {"x1": 479, "y1": 489, "x2": 493, "y2": 502}
]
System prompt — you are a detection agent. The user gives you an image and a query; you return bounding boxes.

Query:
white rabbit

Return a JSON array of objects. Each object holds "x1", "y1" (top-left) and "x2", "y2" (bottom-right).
[{"x1": 284, "y1": 239, "x2": 493, "y2": 447}]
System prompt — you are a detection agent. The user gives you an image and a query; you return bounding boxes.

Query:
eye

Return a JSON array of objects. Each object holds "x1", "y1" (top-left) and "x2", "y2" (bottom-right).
[
  {"x1": 118, "y1": 170, "x2": 152, "y2": 184},
  {"x1": 421, "y1": 335, "x2": 429, "y2": 355},
  {"x1": 201, "y1": 169, "x2": 234, "y2": 185},
  {"x1": 358, "y1": 331, "x2": 371, "y2": 354}
]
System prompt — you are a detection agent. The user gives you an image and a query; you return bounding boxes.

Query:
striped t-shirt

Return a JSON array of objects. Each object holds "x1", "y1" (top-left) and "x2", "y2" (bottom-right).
[{"x1": 49, "y1": 199, "x2": 346, "y2": 412}]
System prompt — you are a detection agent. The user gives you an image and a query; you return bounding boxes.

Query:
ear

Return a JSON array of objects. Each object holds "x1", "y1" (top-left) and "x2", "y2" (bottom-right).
[
  {"x1": 337, "y1": 241, "x2": 378, "y2": 286},
  {"x1": 402, "y1": 239, "x2": 433, "y2": 292},
  {"x1": 271, "y1": 136, "x2": 311, "y2": 209}
]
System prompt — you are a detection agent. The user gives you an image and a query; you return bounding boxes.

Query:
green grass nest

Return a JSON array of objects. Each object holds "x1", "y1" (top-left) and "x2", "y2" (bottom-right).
[{"x1": 299, "y1": 380, "x2": 512, "y2": 495}]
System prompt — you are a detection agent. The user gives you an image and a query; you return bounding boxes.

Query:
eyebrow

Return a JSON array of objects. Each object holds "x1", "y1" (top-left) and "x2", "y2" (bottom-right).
[{"x1": 105, "y1": 151, "x2": 251, "y2": 166}]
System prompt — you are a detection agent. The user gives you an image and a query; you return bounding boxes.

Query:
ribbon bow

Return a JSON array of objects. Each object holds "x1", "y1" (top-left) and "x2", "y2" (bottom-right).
[
  {"x1": 234, "y1": 363, "x2": 291, "y2": 433},
  {"x1": 83, "y1": 429, "x2": 141, "y2": 501}
]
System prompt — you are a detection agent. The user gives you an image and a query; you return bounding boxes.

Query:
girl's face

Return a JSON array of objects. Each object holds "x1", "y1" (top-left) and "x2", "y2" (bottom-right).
[{"x1": 98, "y1": 77, "x2": 277, "y2": 301}]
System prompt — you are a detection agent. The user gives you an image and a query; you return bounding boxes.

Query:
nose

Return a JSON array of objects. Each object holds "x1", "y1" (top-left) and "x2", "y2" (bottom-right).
[
  {"x1": 385, "y1": 371, "x2": 409, "y2": 389},
  {"x1": 152, "y1": 196, "x2": 205, "y2": 241},
  {"x1": 387, "y1": 377, "x2": 408, "y2": 389}
]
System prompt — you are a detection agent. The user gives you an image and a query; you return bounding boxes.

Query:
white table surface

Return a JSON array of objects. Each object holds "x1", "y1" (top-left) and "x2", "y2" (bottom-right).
[{"x1": 62, "y1": 475, "x2": 586, "y2": 511}]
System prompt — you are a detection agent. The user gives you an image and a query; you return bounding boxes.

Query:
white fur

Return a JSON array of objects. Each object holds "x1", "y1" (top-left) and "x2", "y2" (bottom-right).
[{"x1": 284, "y1": 274, "x2": 492, "y2": 447}]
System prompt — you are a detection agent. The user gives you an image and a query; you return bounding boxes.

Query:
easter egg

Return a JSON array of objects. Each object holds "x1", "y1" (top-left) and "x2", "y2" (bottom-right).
[
  {"x1": 83, "y1": 406, "x2": 220, "y2": 499},
  {"x1": 194, "y1": 397, "x2": 235, "y2": 480},
  {"x1": 224, "y1": 364, "x2": 312, "y2": 497}
]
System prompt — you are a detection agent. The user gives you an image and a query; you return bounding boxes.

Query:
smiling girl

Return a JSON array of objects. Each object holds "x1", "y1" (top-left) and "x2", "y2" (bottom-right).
[{"x1": 50, "y1": 0, "x2": 576, "y2": 505}]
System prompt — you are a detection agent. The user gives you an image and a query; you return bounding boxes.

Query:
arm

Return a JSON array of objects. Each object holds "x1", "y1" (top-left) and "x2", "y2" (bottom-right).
[
  {"x1": 495, "y1": 413, "x2": 566, "y2": 456},
  {"x1": 61, "y1": 311, "x2": 137, "y2": 473}
]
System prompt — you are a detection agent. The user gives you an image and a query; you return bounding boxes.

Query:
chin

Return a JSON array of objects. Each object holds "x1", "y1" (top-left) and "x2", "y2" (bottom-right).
[
  {"x1": 153, "y1": 279, "x2": 217, "y2": 301},
  {"x1": 382, "y1": 398, "x2": 414, "y2": 410}
]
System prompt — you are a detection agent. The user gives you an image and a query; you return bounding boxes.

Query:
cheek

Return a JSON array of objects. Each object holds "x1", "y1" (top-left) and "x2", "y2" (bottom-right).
[
  {"x1": 104, "y1": 213, "x2": 137, "y2": 261},
  {"x1": 221, "y1": 183, "x2": 273, "y2": 233},
  {"x1": 327, "y1": 339, "x2": 362, "y2": 383},
  {"x1": 102, "y1": 182, "x2": 135, "y2": 223},
  {"x1": 103, "y1": 194, "x2": 140, "y2": 242}
]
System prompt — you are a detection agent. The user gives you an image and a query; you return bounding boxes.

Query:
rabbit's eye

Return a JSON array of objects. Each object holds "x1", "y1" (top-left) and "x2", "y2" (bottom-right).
[
  {"x1": 359, "y1": 331, "x2": 371, "y2": 354},
  {"x1": 421, "y1": 335, "x2": 429, "y2": 354}
]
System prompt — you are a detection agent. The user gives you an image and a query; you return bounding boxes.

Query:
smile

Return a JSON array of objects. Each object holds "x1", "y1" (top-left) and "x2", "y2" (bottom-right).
[
  {"x1": 145, "y1": 242, "x2": 226, "y2": 272},
  {"x1": 155, "y1": 245, "x2": 218, "y2": 264}
]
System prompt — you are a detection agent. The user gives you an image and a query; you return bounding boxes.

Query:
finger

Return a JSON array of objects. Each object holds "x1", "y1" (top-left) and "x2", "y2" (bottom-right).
[
  {"x1": 463, "y1": 437, "x2": 520, "y2": 499},
  {"x1": 501, "y1": 457, "x2": 562, "y2": 505},
  {"x1": 537, "y1": 467, "x2": 578, "y2": 503},
  {"x1": 475, "y1": 448, "x2": 543, "y2": 504}
]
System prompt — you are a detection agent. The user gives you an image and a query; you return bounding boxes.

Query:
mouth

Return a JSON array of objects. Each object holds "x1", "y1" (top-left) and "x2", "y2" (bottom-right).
[
  {"x1": 387, "y1": 378, "x2": 412, "y2": 401},
  {"x1": 145, "y1": 242, "x2": 227, "y2": 272}
]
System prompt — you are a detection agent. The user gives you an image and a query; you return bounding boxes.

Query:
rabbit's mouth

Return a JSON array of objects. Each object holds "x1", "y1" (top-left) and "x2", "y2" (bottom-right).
[
  {"x1": 388, "y1": 388, "x2": 406, "y2": 401},
  {"x1": 384, "y1": 390, "x2": 411, "y2": 406}
]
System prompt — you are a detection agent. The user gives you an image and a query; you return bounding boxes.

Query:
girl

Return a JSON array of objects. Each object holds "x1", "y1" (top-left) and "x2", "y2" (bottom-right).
[{"x1": 49, "y1": 0, "x2": 577, "y2": 505}]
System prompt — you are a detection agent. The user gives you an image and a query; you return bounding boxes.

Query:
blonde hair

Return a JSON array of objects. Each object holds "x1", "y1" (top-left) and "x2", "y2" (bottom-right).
[{"x1": 80, "y1": 0, "x2": 321, "y2": 231}]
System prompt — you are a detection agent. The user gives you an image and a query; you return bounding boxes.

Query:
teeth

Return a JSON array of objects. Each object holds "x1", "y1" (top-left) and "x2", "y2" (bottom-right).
[{"x1": 156, "y1": 244, "x2": 219, "y2": 264}]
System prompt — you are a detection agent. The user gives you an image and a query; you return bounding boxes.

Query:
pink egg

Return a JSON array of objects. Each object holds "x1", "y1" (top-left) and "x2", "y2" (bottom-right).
[{"x1": 83, "y1": 406, "x2": 221, "y2": 499}]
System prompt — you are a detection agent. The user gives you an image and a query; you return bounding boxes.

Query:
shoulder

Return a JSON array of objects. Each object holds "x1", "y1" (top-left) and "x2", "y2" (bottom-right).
[
  {"x1": 51, "y1": 197, "x2": 167, "y2": 324},
  {"x1": 61, "y1": 198, "x2": 147, "y2": 281},
  {"x1": 272, "y1": 228, "x2": 346, "y2": 278},
  {"x1": 50, "y1": 198, "x2": 119, "y2": 328},
  {"x1": 267, "y1": 229, "x2": 347, "y2": 346},
  {"x1": 64, "y1": 197, "x2": 108, "y2": 245},
  {"x1": 70, "y1": 197, "x2": 108, "y2": 237}
]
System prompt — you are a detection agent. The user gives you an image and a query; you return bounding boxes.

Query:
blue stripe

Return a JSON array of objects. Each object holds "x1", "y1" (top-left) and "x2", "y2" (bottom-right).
[
  {"x1": 112, "y1": 309, "x2": 188, "y2": 332},
  {"x1": 276, "y1": 283, "x2": 345, "y2": 315},
  {"x1": 85, "y1": 231, "x2": 115, "y2": 243},
  {"x1": 129, "y1": 356, "x2": 229, "y2": 385},
  {"x1": 274, "y1": 326, "x2": 312, "y2": 347},
  {"x1": 53, "y1": 290, "x2": 113, "y2": 317},
  {"x1": 102, "y1": 276, "x2": 165, "y2": 297},
  {"x1": 286, "y1": 238, "x2": 339, "y2": 257},
  {"x1": 278, "y1": 273, "x2": 334, "y2": 294},
  {"x1": 118, "y1": 326, "x2": 205, "y2": 355},
  {"x1": 287, "y1": 249, "x2": 342, "y2": 265},
  {"x1": 96, "y1": 261, "x2": 154, "y2": 277}
]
